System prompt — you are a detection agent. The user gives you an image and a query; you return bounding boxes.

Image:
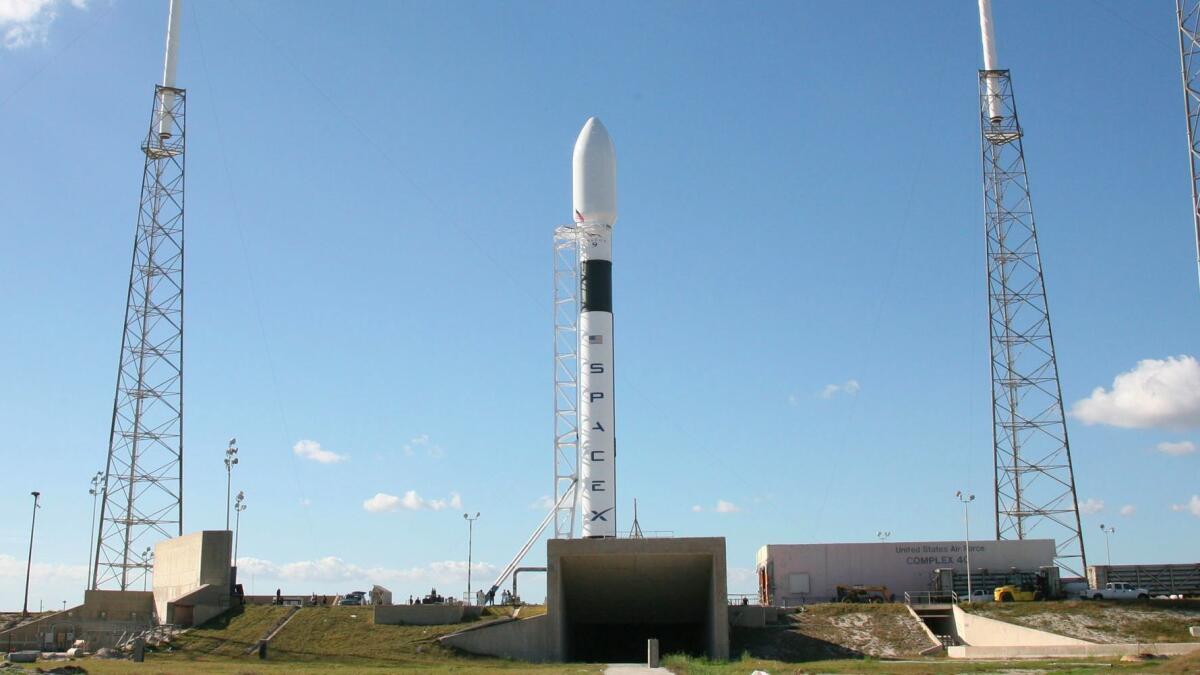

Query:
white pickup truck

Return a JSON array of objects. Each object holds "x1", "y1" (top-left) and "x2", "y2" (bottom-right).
[{"x1": 1080, "y1": 582, "x2": 1150, "y2": 600}]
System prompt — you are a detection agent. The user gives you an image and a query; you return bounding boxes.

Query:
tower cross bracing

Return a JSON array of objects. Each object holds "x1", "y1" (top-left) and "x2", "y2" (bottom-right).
[
  {"x1": 93, "y1": 84, "x2": 186, "y2": 591},
  {"x1": 979, "y1": 69, "x2": 1086, "y2": 578}
]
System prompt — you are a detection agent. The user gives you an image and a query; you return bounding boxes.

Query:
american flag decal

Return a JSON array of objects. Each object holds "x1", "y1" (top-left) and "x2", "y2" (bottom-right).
[{"x1": 587, "y1": 335, "x2": 603, "y2": 344}]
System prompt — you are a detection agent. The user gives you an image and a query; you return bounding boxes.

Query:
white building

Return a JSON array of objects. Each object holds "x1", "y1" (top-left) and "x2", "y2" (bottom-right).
[{"x1": 757, "y1": 539, "x2": 1055, "y2": 605}]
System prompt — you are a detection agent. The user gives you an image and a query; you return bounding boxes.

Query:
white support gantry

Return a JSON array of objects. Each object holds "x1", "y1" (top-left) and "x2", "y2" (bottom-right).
[{"x1": 552, "y1": 225, "x2": 581, "y2": 539}]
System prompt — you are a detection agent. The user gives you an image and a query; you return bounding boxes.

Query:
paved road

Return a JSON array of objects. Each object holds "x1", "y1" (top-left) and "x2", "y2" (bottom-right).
[{"x1": 603, "y1": 666, "x2": 673, "y2": 674}]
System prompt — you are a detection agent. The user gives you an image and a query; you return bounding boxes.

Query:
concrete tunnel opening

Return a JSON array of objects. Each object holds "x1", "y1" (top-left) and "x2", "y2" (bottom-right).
[{"x1": 549, "y1": 537, "x2": 729, "y2": 662}]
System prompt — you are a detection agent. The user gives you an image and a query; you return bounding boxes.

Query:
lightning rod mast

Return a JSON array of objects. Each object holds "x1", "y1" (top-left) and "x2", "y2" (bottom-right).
[
  {"x1": 976, "y1": 0, "x2": 1087, "y2": 577},
  {"x1": 93, "y1": 0, "x2": 187, "y2": 591}
]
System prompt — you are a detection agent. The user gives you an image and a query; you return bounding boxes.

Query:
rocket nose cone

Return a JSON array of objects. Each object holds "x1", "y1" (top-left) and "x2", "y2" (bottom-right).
[{"x1": 572, "y1": 117, "x2": 617, "y2": 226}]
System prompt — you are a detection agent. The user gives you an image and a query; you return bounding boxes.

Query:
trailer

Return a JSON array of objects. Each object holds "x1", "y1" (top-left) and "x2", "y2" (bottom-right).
[{"x1": 1088, "y1": 564, "x2": 1200, "y2": 598}]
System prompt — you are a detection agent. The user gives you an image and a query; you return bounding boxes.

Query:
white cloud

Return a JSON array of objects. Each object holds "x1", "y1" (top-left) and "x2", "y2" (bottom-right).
[
  {"x1": 0, "y1": 554, "x2": 86, "y2": 584},
  {"x1": 0, "y1": 0, "x2": 86, "y2": 49},
  {"x1": 1119, "y1": 505, "x2": 1136, "y2": 517},
  {"x1": 402, "y1": 434, "x2": 444, "y2": 458},
  {"x1": 363, "y1": 493, "x2": 401, "y2": 513},
  {"x1": 365, "y1": 490, "x2": 463, "y2": 513},
  {"x1": 1071, "y1": 356, "x2": 1200, "y2": 430},
  {"x1": 691, "y1": 504, "x2": 703, "y2": 513},
  {"x1": 728, "y1": 567, "x2": 756, "y2": 594},
  {"x1": 299, "y1": 498, "x2": 312, "y2": 507},
  {"x1": 715, "y1": 500, "x2": 740, "y2": 514},
  {"x1": 1156, "y1": 440, "x2": 1197, "y2": 456},
  {"x1": 1078, "y1": 498, "x2": 1104, "y2": 515},
  {"x1": 530, "y1": 495, "x2": 555, "y2": 510},
  {"x1": 1170, "y1": 495, "x2": 1200, "y2": 518},
  {"x1": 426, "y1": 492, "x2": 463, "y2": 512},
  {"x1": 820, "y1": 379, "x2": 861, "y2": 399},
  {"x1": 293, "y1": 439, "x2": 348, "y2": 464}
]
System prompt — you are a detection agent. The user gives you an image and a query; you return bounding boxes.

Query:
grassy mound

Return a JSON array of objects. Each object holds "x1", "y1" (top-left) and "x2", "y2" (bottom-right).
[
  {"x1": 172, "y1": 604, "x2": 295, "y2": 657},
  {"x1": 966, "y1": 599, "x2": 1200, "y2": 643}
]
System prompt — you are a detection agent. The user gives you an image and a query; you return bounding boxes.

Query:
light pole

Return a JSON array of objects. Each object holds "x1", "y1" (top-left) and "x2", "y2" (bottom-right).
[
  {"x1": 141, "y1": 547, "x2": 154, "y2": 592},
  {"x1": 87, "y1": 471, "x2": 103, "y2": 589},
  {"x1": 23, "y1": 491, "x2": 41, "y2": 617},
  {"x1": 234, "y1": 491, "x2": 247, "y2": 565},
  {"x1": 224, "y1": 438, "x2": 238, "y2": 531},
  {"x1": 876, "y1": 530, "x2": 892, "y2": 543},
  {"x1": 955, "y1": 491, "x2": 975, "y2": 602},
  {"x1": 1099, "y1": 524, "x2": 1115, "y2": 566},
  {"x1": 463, "y1": 512, "x2": 480, "y2": 604}
]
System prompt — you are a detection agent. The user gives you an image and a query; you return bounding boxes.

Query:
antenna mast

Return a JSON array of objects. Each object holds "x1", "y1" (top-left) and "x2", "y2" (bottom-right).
[
  {"x1": 976, "y1": 0, "x2": 1086, "y2": 577},
  {"x1": 1177, "y1": 0, "x2": 1200, "y2": 291},
  {"x1": 93, "y1": 0, "x2": 187, "y2": 590}
]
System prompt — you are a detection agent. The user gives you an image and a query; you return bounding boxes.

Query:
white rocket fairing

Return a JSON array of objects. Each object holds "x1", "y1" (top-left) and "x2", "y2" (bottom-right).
[
  {"x1": 159, "y1": 0, "x2": 183, "y2": 139},
  {"x1": 573, "y1": 117, "x2": 617, "y2": 538},
  {"x1": 977, "y1": 0, "x2": 1003, "y2": 125}
]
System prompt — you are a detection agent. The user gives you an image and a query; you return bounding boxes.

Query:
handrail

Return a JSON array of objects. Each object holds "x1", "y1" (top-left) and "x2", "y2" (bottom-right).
[{"x1": 904, "y1": 590, "x2": 959, "y2": 605}]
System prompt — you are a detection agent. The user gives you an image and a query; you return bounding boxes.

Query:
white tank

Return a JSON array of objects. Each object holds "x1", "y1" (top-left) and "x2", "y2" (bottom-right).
[{"x1": 572, "y1": 117, "x2": 617, "y2": 226}]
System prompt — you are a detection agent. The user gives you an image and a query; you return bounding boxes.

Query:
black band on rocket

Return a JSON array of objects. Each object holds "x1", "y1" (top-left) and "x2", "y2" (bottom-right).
[{"x1": 580, "y1": 260, "x2": 613, "y2": 313}]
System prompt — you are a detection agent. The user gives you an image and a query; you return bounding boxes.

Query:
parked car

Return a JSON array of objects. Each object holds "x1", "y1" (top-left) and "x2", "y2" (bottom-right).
[
  {"x1": 1080, "y1": 582, "x2": 1149, "y2": 600},
  {"x1": 966, "y1": 588, "x2": 994, "y2": 603}
]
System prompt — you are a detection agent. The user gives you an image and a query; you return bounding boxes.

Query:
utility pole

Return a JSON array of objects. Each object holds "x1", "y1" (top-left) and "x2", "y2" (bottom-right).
[
  {"x1": 234, "y1": 491, "x2": 246, "y2": 564},
  {"x1": 225, "y1": 438, "x2": 238, "y2": 531},
  {"x1": 463, "y1": 512, "x2": 480, "y2": 604},
  {"x1": 23, "y1": 491, "x2": 41, "y2": 617},
  {"x1": 141, "y1": 547, "x2": 154, "y2": 592},
  {"x1": 87, "y1": 471, "x2": 103, "y2": 589},
  {"x1": 1099, "y1": 524, "x2": 1116, "y2": 566},
  {"x1": 956, "y1": 491, "x2": 975, "y2": 602}
]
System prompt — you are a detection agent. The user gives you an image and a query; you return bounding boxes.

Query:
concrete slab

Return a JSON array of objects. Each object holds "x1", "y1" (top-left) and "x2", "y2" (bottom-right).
[
  {"x1": 374, "y1": 604, "x2": 464, "y2": 625},
  {"x1": 604, "y1": 666, "x2": 673, "y2": 674},
  {"x1": 548, "y1": 537, "x2": 728, "y2": 662}
]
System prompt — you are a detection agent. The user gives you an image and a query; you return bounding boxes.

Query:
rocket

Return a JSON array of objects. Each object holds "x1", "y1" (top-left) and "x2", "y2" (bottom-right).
[{"x1": 573, "y1": 117, "x2": 618, "y2": 538}]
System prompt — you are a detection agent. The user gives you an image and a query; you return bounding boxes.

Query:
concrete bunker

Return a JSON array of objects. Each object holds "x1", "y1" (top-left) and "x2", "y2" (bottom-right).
[{"x1": 549, "y1": 537, "x2": 728, "y2": 662}]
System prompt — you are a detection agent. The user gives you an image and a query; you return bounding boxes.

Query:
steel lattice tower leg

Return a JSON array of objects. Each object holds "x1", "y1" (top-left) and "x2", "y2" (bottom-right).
[
  {"x1": 979, "y1": 70, "x2": 1087, "y2": 578},
  {"x1": 1177, "y1": 0, "x2": 1200, "y2": 290},
  {"x1": 552, "y1": 225, "x2": 581, "y2": 538},
  {"x1": 93, "y1": 85, "x2": 186, "y2": 591}
]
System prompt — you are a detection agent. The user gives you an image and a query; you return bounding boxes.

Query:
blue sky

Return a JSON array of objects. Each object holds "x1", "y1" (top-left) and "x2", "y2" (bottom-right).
[{"x1": 1, "y1": 0, "x2": 1198, "y2": 611}]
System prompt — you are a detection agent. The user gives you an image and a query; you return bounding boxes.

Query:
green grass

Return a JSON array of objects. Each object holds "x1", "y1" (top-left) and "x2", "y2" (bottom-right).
[
  {"x1": 157, "y1": 604, "x2": 594, "y2": 672},
  {"x1": 965, "y1": 599, "x2": 1200, "y2": 644},
  {"x1": 170, "y1": 604, "x2": 295, "y2": 657}
]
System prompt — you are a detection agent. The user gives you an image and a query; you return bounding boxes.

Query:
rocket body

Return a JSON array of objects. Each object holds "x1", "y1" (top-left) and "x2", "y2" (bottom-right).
[{"x1": 573, "y1": 117, "x2": 617, "y2": 538}]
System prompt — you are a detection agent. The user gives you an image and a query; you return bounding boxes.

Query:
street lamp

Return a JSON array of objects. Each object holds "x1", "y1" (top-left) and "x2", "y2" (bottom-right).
[
  {"x1": 1099, "y1": 524, "x2": 1116, "y2": 566},
  {"x1": 23, "y1": 491, "x2": 41, "y2": 617},
  {"x1": 224, "y1": 438, "x2": 239, "y2": 531},
  {"x1": 234, "y1": 491, "x2": 247, "y2": 565},
  {"x1": 876, "y1": 530, "x2": 892, "y2": 542},
  {"x1": 463, "y1": 512, "x2": 480, "y2": 604},
  {"x1": 955, "y1": 491, "x2": 976, "y2": 602},
  {"x1": 87, "y1": 471, "x2": 103, "y2": 589},
  {"x1": 141, "y1": 547, "x2": 154, "y2": 592}
]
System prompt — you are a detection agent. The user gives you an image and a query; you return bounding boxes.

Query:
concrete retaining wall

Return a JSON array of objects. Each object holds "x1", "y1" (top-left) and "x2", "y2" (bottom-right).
[
  {"x1": 440, "y1": 615, "x2": 550, "y2": 662},
  {"x1": 728, "y1": 605, "x2": 766, "y2": 627},
  {"x1": 949, "y1": 642, "x2": 1200, "y2": 659},
  {"x1": 951, "y1": 605, "x2": 1088, "y2": 647},
  {"x1": 374, "y1": 604, "x2": 464, "y2": 625},
  {"x1": 153, "y1": 531, "x2": 232, "y2": 624}
]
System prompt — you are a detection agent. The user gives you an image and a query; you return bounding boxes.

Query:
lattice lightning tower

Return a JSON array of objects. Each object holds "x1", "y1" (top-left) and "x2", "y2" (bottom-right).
[
  {"x1": 1177, "y1": 0, "x2": 1200, "y2": 290},
  {"x1": 93, "y1": 0, "x2": 186, "y2": 591},
  {"x1": 978, "y1": 0, "x2": 1086, "y2": 577}
]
